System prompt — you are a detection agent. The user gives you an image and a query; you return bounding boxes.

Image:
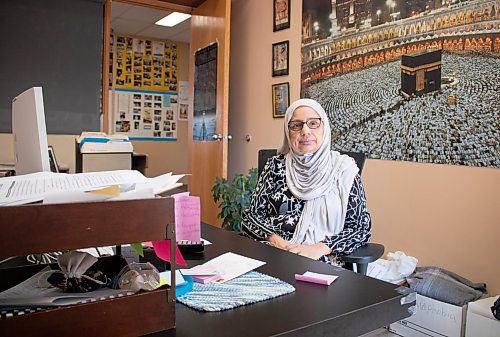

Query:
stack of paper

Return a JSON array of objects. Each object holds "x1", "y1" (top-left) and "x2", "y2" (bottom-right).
[
  {"x1": 77, "y1": 132, "x2": 133, "y2": 153},
  {"x1": 0, "y1": 170, "x2": 185, "y2": 206},
  {"x1": 295, "y1": 271, "x2": 338, "y2": 285}
]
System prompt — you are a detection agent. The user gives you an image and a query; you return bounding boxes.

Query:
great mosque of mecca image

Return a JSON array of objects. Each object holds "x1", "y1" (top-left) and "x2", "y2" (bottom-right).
[{"x1": 301, "y1": 0, "x2": 499, "y2": 168}]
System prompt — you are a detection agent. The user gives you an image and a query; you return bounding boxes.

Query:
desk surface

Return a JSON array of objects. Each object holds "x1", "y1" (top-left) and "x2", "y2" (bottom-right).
[{"x1": 160, "y1": 224, "x2": 414, "y2": 337}]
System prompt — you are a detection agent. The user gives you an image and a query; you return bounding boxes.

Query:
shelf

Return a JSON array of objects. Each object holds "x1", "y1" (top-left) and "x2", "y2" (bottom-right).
[{"x1": 0, "y1": 197, "x2": 176, "y2": 336}]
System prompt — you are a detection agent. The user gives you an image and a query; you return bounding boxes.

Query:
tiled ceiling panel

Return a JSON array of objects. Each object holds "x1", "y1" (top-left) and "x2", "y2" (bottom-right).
[{"x1": 110, "y1": 2, "x2": 191, "y2": 43}]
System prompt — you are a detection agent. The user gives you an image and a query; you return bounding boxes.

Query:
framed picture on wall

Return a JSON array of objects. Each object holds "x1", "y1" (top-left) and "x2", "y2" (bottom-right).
[
  {"x1": 273, "y1": 0, "x2": 290, "y2": 31},
  {"x1": 272, "y1": 40, "x2": 289, "y2": 77},
  {"x1": 272, "y1": 82, "x2": 289, "y2": 118}
]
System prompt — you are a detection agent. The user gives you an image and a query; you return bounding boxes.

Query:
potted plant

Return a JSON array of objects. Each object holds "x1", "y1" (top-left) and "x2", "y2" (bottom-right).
[{"x1": 212, "y1": 168, "x2": 258, "y2": 232}]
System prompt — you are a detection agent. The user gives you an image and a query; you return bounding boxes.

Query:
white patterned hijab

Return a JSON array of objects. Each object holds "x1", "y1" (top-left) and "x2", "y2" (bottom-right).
[{"x1": 278, "y1": 99, "x2": 359, "y2": 244}]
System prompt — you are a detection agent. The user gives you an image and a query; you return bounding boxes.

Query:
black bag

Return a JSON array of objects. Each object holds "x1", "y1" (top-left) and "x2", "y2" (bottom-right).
[{"x1": 492, "y1": 296, "x2": 500, "y2": 320}]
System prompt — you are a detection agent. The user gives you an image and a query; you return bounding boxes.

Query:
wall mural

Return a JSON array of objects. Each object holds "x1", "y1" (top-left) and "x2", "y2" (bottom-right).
[{"x1": 301, "y1": 0, "x2": 499, "y2": 168}]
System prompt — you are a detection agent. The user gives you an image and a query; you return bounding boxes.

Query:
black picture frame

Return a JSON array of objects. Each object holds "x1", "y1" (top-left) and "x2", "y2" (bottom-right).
[
  {"x1": 273, "y1": 0, "x2": 290, "y2": 31},
  {"x1": 272, "y1": 40, "x2": 289, "y2": 77},
  {"x1": 272, "y1": 82, "x2": 290, "y2": 118}
]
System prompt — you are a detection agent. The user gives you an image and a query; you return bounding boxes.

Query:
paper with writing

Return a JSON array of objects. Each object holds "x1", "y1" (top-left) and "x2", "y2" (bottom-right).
[
  {"x1": 173, "y1": 194, "x2": 201, "y2": 241},
  {"x1": 0, "y1": 170, "x2": 184, "y2": 206}
]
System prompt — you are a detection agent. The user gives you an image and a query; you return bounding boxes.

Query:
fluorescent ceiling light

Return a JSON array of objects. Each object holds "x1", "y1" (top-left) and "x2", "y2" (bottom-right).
[{"x1": 155, "y1": 12, "x2": 191, "y2": 27}]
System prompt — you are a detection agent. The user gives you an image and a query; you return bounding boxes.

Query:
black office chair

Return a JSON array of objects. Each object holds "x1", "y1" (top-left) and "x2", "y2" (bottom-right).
[{"x1": 257, "y1": 149, "x2": 384, "y2": 275}]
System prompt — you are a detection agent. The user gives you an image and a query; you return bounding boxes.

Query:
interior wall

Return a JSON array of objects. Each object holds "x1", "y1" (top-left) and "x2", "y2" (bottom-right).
[
  {"x1": 0, "y1": 42, "x2": 190, "y2": 178},
  {"x1": 229, "y1": 0, "x2": 302, "y2": 177},
  {"x1": 228, "y1": 0, "x2": 500, "y2": 294},
  {"x1": 0, "y1": 134, "x2": 76, "y2": 173},
  {"x1": 364, "y1": 159, "x2": 500, "y2": 295}
]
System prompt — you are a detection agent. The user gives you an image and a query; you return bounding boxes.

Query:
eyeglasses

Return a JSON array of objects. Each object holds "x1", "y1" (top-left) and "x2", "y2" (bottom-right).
[{"x1": 288, "y1": 118, "x2": 322, "y2": 132}]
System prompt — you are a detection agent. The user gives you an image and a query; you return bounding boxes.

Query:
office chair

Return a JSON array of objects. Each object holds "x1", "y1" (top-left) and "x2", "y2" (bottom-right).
[{"x1": 257, "y1": 149, "x2": 384, "y2": 275}]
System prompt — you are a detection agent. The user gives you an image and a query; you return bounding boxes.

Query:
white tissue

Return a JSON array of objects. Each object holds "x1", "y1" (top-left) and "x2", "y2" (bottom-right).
[{"x1": 367, "y1": 251, "x2": 418, "y2": 284}]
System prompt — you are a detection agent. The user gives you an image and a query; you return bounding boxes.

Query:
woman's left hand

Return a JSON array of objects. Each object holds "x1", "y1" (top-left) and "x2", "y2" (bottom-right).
[{"x1": 287, "y1": 243, "x2": 331, "y2": 260}]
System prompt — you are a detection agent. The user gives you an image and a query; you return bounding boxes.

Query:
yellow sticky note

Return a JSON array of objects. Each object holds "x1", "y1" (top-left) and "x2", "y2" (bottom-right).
[{"x1": 87, "y1": 185, "x2": 120, "y2": 196}]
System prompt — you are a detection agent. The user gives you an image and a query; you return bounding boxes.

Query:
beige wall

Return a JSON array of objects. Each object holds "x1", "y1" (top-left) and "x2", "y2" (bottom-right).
[
  {"x1": 228, "y1": 0, "x2": 500, "y2": 294},
  {"x1": 0, "y1": 42, "x2": 190, "y2": 179},
  {"x1": 0, "y1": 134, "x2": 77, "y2": 173}
]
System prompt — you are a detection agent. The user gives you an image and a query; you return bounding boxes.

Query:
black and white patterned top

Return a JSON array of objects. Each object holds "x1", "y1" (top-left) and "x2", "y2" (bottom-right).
[{"x1": 242, "y1": 154, "x2": 372, "y2": 265}]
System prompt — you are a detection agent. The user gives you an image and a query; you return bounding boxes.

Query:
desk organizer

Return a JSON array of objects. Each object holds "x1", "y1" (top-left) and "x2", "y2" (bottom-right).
[{"x1": 0, "y1": 197, "x2": 176, "y2": 336}]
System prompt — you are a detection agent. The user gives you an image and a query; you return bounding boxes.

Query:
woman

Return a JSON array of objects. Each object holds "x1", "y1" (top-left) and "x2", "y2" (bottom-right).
[{"x1": 242, "y1": 99, "x2": 371, "y2": 266}]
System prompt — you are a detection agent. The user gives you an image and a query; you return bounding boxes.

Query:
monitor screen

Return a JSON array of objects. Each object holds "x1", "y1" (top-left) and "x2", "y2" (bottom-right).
[{"x1": 12, "y1": 87, "x2": 50, "y2": 175}]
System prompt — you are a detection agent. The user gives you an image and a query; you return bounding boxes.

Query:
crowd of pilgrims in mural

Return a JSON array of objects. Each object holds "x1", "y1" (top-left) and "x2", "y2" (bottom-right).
[
  {"x1": 304, "y1": 52, "x2": 500, "y2": 168},
  {"x1": 303, "y1": 37, "x2": 500, "y2": 83}
]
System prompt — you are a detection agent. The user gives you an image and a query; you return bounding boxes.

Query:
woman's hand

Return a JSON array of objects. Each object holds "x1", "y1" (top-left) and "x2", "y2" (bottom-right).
[
  {"x1": 267, "y1": 234, "x2": 292, "y2": 250},
  {"x1": 286, "y1": 242, "x2": 331, "y2": 260}
]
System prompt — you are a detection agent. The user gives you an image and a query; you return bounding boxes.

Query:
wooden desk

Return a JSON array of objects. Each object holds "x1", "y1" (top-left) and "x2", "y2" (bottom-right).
[{"x1": 161, "y1": 224, "x2": 415, "y2": 337}]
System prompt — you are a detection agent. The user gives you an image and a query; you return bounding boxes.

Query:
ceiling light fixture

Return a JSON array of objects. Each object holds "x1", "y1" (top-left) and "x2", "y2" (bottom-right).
[{"x1": 155, "y1": 12, "x2": 191, "y2": 27}]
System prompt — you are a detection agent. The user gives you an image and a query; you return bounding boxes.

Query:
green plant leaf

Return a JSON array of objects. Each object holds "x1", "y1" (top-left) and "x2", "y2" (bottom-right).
[{"x1": 212, "y1": 168, "x2": 258, "y2": 232}]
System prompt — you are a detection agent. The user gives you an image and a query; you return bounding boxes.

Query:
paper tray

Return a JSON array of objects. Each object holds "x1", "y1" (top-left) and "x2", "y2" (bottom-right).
[{"x1": 0, "y1": 197, "x2": 177, "y2": 336}]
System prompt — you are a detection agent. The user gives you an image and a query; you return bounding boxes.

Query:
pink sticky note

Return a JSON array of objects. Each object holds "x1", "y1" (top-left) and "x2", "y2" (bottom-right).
[
  {"x1": 152, "y1": 240, "x2": 187, "y2": 267},
  {"x1": 295, "y1": 271, "x2": 338, "y2": 286},
  {"x1": 173, "y1": 195, "x2": 201, "y2": 242},
  {"x1": 191, "y1": 274, "x2": 222, "y2": 284}
]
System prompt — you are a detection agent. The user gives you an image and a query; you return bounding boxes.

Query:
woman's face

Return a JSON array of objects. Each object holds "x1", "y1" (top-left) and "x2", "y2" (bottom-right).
[{"x1": 288, "y1": 106, "x2": 324, "y2": 154}]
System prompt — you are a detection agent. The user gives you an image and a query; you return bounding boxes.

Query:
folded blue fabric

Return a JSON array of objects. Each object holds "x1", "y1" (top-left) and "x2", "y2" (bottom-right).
[{"x1": 177, "y1": 271, "x2": 295, "y2": 312}]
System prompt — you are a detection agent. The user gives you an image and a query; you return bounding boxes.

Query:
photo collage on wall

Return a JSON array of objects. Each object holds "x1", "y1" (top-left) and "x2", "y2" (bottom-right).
[
  {"x1": 109, "y1": 33, "x2": 179, "y2": 140},
  {"x1": 114, "y1": 91, "x2": 178, "y2": 139},
  {"x1": 113, "y1": 34, "x2": 178, "y2": 91}
]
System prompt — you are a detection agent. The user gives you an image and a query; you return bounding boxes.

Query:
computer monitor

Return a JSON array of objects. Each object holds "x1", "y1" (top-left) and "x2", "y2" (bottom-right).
[{"x1": 12, "y1": 87, "x2": 51, "y2": 175}]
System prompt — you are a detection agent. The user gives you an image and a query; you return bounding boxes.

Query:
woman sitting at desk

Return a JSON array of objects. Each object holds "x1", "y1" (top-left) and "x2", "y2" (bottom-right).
[{"x1": 242, "y1": 99, "x2": 371, "y2": 266}]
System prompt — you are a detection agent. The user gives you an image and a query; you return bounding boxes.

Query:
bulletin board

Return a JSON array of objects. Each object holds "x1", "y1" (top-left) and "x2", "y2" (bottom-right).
[
  {"x1": 110, "y1": 34, "x2": 179, "y2": 140},
  {"x1": 112, "y1": 34, "x2": 178, "y2": 92},
  {"x1": 113, "y1": 89, "x2": 178, "y2": 140}
]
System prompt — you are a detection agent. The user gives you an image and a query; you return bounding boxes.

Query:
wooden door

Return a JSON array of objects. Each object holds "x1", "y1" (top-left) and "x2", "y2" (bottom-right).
[{"x1": 188, "y1": 0, "x2": 230, "y2": 227}]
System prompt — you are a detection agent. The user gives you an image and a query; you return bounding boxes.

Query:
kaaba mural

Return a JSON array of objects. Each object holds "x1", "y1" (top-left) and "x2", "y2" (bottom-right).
[
  {"x1": 401, "y1": 49, "x2": 442, "y2": 95},
  {"x1": 301, "y1": 0, "x2": 500, "y2": 168}
]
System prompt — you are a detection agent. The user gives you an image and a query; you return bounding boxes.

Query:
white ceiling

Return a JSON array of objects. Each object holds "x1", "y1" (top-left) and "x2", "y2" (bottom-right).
[{"x1": 110, "y1": 2, "x2": 191, "y2": 43}]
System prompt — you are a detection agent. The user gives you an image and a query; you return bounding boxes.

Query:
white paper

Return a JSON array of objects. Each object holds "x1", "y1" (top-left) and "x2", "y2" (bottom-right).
[
  {"x1": 0, "y1": 266, "x2": 131, "y2": 307},
  {"x1": 145, "y1": 173, "x2": 185, "y2": 195},
  {"x1": 153, "y1": 41, "x2": 165, "y2": 56},
  {"x1": 180, "y1": 267, "x2": 219, "y2": 276},
  {"x1": 200, "y1": 238, "x2": 212, "y2": 246},
  {"x1": 159, "y1": 270, "x2": 187, "y2": 286},
  {"x1": 180, "y1": 252, "x2": 265, "y2": 283},
  {"x1": 43, "y1": 190, "x2": 113, "y2": 204},
  {"x1": 110, "y1": 187, "x2": 155, "y2": 201},
  {"x1": 0, "y1": 170, "x2": 184, "y2": 206}
]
